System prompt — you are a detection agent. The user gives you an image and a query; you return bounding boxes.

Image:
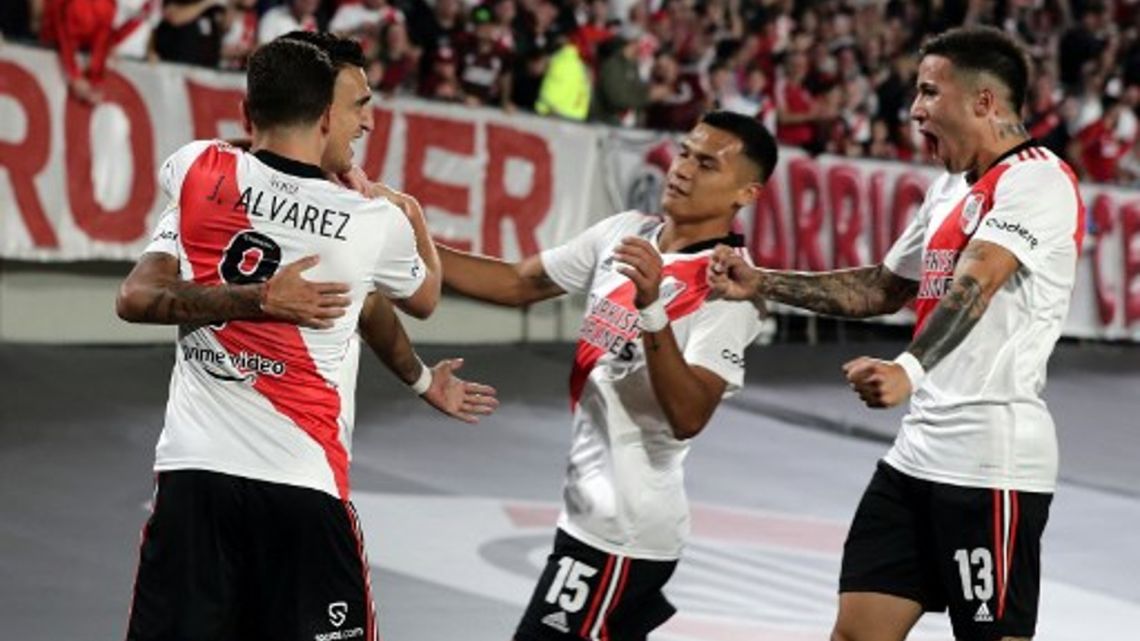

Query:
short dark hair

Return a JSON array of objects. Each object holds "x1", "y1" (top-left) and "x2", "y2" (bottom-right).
[
  {"x1": 245, "y1": 39, "x2": 336, "y2": 130},
  {"x1": 279, "y1": 30, "x2": 367, "y2": 70},
  {"x1": 919, "y1": 26, "x2": 1030, "y2": 113},
  {"x1": 700, "y1": 110, "x2": 779, "y2": 182}
]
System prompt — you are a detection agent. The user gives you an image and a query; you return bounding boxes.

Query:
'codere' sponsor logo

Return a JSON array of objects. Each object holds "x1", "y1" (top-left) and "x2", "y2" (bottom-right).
[
  {"x1": 182, "y1": 345, "x2": 288, "y2": 377},
  {"x1": 984, "y1": 217, "x2": 1038, "y2": 249}
]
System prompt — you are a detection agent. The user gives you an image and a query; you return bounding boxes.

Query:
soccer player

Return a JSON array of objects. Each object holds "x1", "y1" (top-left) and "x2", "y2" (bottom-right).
[
  {"x1": 439, "y1": 111, "x2": 776, "y2": 641},
  {"x1": 115, "y1": 39, "x2": 484, "y2": 641},
  {"x1": 709, "y1": 26, "x2": 1085, "y2": 641}
]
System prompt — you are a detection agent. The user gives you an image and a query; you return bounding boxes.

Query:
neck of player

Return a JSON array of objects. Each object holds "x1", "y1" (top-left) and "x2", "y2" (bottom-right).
[
  {"x1": 658, "y1": 214, "x2": 733, "y2": 253},
  {"x1": 250, "y1": 128, "x2": 325, "y2": 169},
  {"x1": 972, "y1": 117, "x2": 1030, "y2": 178}
]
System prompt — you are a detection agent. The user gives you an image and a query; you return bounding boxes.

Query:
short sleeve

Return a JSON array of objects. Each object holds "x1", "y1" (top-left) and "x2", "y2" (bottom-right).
[
  {"x1": 972, "y1": 162, "x2": 1081, "y2": 272},
  {"x1": 158, "y1": 140, "x2": 215, "y2": 201},
  {"x1": 682, "y1": 299, "x2": 762, "y2": 396},
  {"x1": 370, "y1": 203, "x2": 427, "y2": 299},
  {"x1": 142, "y1": 203, "x2": 181, "y2": 257},
  {"x1": 540, "y1": 213, "x2": 631, "y2": 294}
]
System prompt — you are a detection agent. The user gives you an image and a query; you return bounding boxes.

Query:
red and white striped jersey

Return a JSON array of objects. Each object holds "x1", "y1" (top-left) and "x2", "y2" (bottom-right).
[
  {"x1": 144, "y1": 140, "x2": 425, "y2": 500},
  {"x1": 883, "y1": 142, "x2": 1086, "y2": 493},
  {"x1": 541, "y1": 211, "x2": 761, "y2": 560}
]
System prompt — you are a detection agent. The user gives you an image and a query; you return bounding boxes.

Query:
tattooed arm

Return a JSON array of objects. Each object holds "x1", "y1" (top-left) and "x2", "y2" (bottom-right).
[
  {"x1": 708, "y1": 246, "x2": 918, "y2": 318},
  {"x1": 116, "y1": 252, "x2": 351, "y2": 328},
  {"x1": 437, "y1": 245, "x2": 565, "y2": 308},
  {"x1": 843, "y1": 239, "x2": 1021, "y2": 408}
]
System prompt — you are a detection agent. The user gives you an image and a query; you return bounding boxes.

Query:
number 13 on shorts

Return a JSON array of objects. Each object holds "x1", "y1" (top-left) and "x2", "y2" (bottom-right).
[{"x1": 545, "y1": 557, "x2": 598, "y2": 612}]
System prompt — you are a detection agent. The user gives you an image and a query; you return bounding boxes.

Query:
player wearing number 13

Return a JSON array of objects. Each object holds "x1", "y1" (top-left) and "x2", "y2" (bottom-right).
[{"x1": 122, "y1": 40, "x2": 436, "y2": 641}]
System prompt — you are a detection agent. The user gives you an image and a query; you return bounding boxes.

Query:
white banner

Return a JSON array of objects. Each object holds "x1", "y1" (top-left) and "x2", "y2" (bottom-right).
[
  {"x1": 601, "y1": 129, "x2": 1140, "y2": 341},
  {"x1": 0, "y1": 43, "x2": 597, "y2": 262}
]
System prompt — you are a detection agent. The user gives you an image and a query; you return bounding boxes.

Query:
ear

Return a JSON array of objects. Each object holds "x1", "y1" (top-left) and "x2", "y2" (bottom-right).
[
  {"x1": 320, "y1": 106, "x2": 332, "y2": 136},
  {"x1": 240, "y1": 98, "x2": 252, "y2": 135},
  {"x1": 734, "y1": 182, "x2": 762, "y2": 209},
  {"x1": 974, "y1": 87, "x2": 994, "y2": 117}
]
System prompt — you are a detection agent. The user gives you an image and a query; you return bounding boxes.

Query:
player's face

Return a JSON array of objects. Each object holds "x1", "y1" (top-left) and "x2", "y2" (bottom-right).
[
  {"x1": 323, "y1": 66, "x2": 373, "y2": 176},
  {"x1": 910, "y1": 55, "x2": 979, "y2": 174},
  {"x1": 662, "y1": 123, "x2": 755, "y2": 222}
]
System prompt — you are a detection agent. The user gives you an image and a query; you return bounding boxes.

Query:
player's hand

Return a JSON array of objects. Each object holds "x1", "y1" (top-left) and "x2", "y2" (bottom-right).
[
  {"x1": 261, "y1": 255, "x2": 351, "y2": 329},
  {"x1": 708, "y1": 245, "x2": 762, "y2": 302},
  {"x1": 842, "y1": 356, "x2": 911, "y2": 409},
  {"x1": 613, "y1": 237, "x2": 663, "y2": 309},
  {"x1": 339, "y1": 167, "x2": 425, "y2": 222},
  {"x1": 421, "y1": 358, "x2": 499, "y2": 424}
]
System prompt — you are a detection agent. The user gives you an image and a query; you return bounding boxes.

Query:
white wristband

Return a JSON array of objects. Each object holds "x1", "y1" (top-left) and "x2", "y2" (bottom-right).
[
  {"x1": 410, "y1": 359, "x2": 433, "y2": 395},
  {"x1": 638, "y1": 298, "x2": 670, "y2": 333},
  {"x1": 893, "y1": 352, "x2": 927, "y2": 390}
]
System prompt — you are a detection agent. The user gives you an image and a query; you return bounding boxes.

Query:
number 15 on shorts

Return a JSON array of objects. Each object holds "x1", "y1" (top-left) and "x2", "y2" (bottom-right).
[{"x1": 545, "y1": 557, "x2": 598, "y2": 612}]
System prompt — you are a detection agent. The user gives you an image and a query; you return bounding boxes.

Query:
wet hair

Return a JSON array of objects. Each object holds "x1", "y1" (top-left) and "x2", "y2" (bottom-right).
[
  {"x1": 700, "y1": 110, "x2": 779, "y2": 182},
  {"x1": 279, "y1": 30, "x2": 367, "y2": 70},
  {"x1": 919, "y1": 26, "x2": 1030, "y2": 113},
  {"x1": 245, "y1": 39, "x2": 336, "y2": 130}
]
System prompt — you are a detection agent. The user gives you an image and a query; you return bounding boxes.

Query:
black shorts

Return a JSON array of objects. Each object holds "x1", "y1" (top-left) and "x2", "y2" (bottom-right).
[
  {"x1": 126, "y1": 470, "x2": 377, "y2": 641},
  {"x1": 840, "y1": 461, "x2": 1051, "y2": 641},
  {"x1": 515, "y1": 529, "x2": 678, "y2": 641}
]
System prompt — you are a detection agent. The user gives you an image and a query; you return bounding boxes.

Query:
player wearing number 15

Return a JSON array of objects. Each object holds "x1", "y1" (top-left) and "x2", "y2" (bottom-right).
[{"x1": 122, "y1": 40, "x2": 436, "y2": 641}]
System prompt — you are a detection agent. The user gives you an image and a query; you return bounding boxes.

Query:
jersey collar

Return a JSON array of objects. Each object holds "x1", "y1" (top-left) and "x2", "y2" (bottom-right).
[
  {"x1": 253, "y1": 149, "x2": 325, "y2": 180},
  {"x1": 672, "y1": 231, "x2": 745, "y2": 254},
  {"x1": 965, "y1": 138, "x2": 1039, "y2": 185}
]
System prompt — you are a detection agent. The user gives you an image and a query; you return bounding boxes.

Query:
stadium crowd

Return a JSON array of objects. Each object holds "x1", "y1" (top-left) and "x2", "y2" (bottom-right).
[{"x1": 3, "y1": 0, "x2": 1140, "y2": 185}]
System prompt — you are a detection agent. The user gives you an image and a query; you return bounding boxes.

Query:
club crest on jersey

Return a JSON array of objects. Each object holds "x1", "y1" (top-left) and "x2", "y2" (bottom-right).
[
  {"x1": 659, "y1": 276, "x2": 687, "y2": 305},
  {"x1": 960, "y1": 192, "x2": 985, "y2": 235}
]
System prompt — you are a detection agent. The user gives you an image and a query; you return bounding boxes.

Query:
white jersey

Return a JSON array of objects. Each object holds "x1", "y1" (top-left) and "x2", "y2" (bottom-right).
[
  {"x1": 144, "y1": 140, "x2": 425, "y2": 500},
  {"x1": 541, "y1": 211, "x2": 761, "y2": 560},
  {"x1": 883, "y1": 143, "x2": 1086, "y2": 493}
]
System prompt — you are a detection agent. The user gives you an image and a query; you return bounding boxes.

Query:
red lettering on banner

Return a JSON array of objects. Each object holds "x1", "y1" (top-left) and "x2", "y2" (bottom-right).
[
  {"x1": 403, "y1": 114, "x2": 473, "y2": 251},
  {"x1": 1091, "y1": 194, "x2": 1116, "y2": 326},
  {"x1": 0, "y1": 61, "x2": 56, "y2": 247},
  {"x1": 186, "y1": 80, "x2": 244, "y2": 140},
  {"x1": 868, "y1": 171, "x2": 888, "y2": 261},
  {"x1": 1122, "y1": 200, "x2": 1140, "y2": 326},
  {"x1": 65, "y1": 69, "x2": 156, "y2": 242},
  {"x1": 889, "y1": 172, "x2": 928, "y2": 245},
  {"x1": 828, "y1": 165, "x2": 863, "y2": 268},
  {"x1": 482, "y1": 125, "x2": 552, "y2": 258},
  {"x1": 789, "y1": 157, "x2": 825, "y2": 270},
  {"x1": 750, "y1": 179, "x2": 788, "y2": 268},
  {"x1": 359, "y1": 107, "x2": 394, "y2": 180}
]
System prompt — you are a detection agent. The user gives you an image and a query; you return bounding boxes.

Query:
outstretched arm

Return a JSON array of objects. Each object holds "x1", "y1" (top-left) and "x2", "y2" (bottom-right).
[
  {"x1": 844, "y1": 239, "x2": 1021, "y2": 408},
  {"x1": 438, "y1": 245, "x2": 565, "y2": 308},
  {"x1": 116, "y1": 253, "x2": 350, "y2": 328},
  {"x1": 358, "y1": 294, "x2": 498, "y2": 423},
  {"x1": 708, "y1": 246, "x2": 918, "y2": 318}
]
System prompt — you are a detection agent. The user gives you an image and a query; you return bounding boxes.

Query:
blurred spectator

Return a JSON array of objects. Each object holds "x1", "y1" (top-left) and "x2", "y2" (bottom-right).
[
  {"x1": 1074, "y1": 87, "x2": 1139, "y2": 183},
  {"x1": 1026, "y1": 70, "x2": 1069, "y2": 158},
  {"x1": 1, "y1": 0, "x2": 34, "y2": 39},
  {"x1": 220, "y1": 0, "x2": 257, "y2": 69},
  {"x1": 418, "y1": 45, "x2": 464, "y2": 101},
  {"x1": 644, "y1": 48, "x2": 706, "y2": 131},
  {"x1": 329, "y1": 0, "x2": 404, "y2": 58},
  {"x1": 458, "y1": 5, "x2": 513, "y2": 108},
  {"x1": 592, "y1": 32, "x2": 662, "y2": 126},
  {"x1": 536, "y1": 37, "x2": 591, "y2": 120},
  {"x1": 40, "y1": 0, "x2": 118, "y2": 103},
  {"x1": 113, "y1": 0, "x2": 163, "y2": 61},
  {"x1": 154, "y1": 0, "x2": 227, "y2": 68},
  {"x1": 258, "y1": 0, "x2": 318, "y2": 44},
  {"x1": 373, "y1": 19, "x2": 420, "y2": 95},
  {"x1": 866, "y1": 117, "x2": 899, "y2": 160},
  {"x1": 510, "y1": 46, "x2": 549, "y2": 111},
  {"x1": 775, "y1": 49, "x2": 832, "y2": 151},
  {"x1": 569, "y1": 0, "x2": 609, "y2": 67},
  {"x1": 1059, "y1": 1, "x2": 1113, "y2": 92}
]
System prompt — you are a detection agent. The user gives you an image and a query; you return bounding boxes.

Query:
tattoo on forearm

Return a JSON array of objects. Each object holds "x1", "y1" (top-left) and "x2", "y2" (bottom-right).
[
  {"x1": 644, "y1": 333, "x2": 661, "y2": 352},
  {"x1": 139, "y1": 282, "x2": 261, "y2": 324},
  {"x1": 907, "y1": 274, "x2": 988, "y2": 371},
  {"x1": 757, "y1": 265, "x2": 917, "y2": 318}
]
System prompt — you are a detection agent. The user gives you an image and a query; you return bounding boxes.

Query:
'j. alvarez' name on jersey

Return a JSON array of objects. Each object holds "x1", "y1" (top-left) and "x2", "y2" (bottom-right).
[
  {"x1": 579, "y1": 293, "x2": 642, "y2": 361},
  {"x1": 232, "y1": 186, "x2": 351, "y2": 241},
  {"x1": 917, "y1": 248, "x2": 958, "y2": 300}
]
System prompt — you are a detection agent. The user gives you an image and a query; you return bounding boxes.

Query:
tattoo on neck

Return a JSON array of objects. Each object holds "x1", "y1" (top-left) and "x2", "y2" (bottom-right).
[{"x1": 993, "y1": 121, "x2": 1028, "y2": 140}]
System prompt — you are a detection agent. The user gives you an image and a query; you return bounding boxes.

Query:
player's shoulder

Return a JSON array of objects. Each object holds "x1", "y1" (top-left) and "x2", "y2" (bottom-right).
[
  {"x1": 996, "y1": 145, "x2": 1076, "y2": 186},
  {"x1": 170, "y1": 139, "x2": 236, "y2": 163}
]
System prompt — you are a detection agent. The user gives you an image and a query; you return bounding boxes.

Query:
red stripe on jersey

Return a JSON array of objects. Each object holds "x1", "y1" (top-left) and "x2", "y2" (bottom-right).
[
  {"x1": 913, "y1": 164, "x2": 1011, "y2": 334},
  {"x1": 1057, "y1": 159, "x2": 1087, "y2": 254},
  {"x1": 579, "y1": 554, "x2": 616, "y2": 637},
  {"x1": 569, "y1": 256, "x2": 714, "y2": 407},
  {"x1": 178, "y1": 145, "x2": 349, "y2": 498}
]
